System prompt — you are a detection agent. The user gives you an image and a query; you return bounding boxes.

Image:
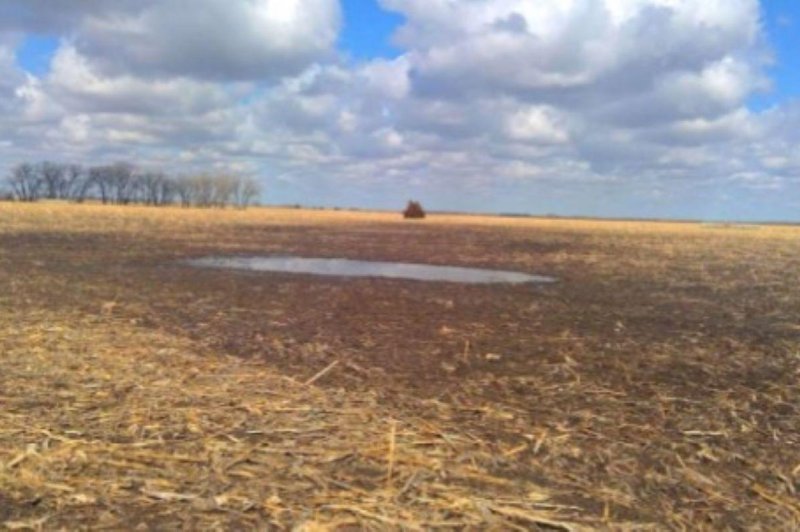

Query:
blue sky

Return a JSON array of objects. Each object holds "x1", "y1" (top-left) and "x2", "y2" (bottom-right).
[
  {"x1": 339, "y1": 0, "x2": 404, "y2": 59},
  {"x1": 4, "y1": 1, "x2": 800, "y2": 221},
  {"x1": 15, "y1": 34, "x2": 59, "y2": 76},
  {"x1": 749, "y1": 0, "x2": 800, "y2": 109}
]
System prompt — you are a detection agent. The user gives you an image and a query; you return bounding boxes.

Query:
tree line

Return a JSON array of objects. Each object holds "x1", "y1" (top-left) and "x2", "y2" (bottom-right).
[{"x1": 2, "y1": 161, "x2": 261, "y2": 208}]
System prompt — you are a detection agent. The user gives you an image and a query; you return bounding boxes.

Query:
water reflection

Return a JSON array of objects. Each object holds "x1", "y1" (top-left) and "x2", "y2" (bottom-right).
[{"x1": 187, "y1": 256, "x2": 555, "y2": 285}]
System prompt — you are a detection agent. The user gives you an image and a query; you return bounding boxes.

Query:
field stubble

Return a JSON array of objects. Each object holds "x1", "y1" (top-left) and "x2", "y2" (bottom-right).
[{"x1": 0, "y1": 203, "x2": 798, "y2": 529}]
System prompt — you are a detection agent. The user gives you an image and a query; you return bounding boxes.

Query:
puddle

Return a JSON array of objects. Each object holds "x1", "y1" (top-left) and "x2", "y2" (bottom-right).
[{"x1": 187, "y1": 256, "x2": 555, "y2": 285}]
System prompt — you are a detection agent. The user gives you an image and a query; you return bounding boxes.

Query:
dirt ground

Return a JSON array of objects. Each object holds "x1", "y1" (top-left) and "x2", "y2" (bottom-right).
[{"x1": 1, "y1": 202, "x2": 799, "y2": 529}]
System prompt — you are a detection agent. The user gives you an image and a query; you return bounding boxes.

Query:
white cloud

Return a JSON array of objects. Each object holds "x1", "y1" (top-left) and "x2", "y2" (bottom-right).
[
  {"x1": 0, "y1": 0, "x2": 798, "y2": 218},
  {"x1": 385, "y1": 0, "x2": 761, "y2": 98},
  {"x1": 47, "y1": 46, "x2": 232, "y2": 115},
  {"x1": 505, "y1": 106, "x2": 569, "y2": 144},
  {"x1": 81, "y1": 0, "x2": 340, "y2": 81},
  {"x1": 358, "y1": 57, "x2": 411, "y2": 99},
  {"x1": 0, "y1": 0, "x2": 341, "y2": 81}
]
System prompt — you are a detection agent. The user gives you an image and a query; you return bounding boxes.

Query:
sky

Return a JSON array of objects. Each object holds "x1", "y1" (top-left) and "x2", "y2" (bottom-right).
[{"x1": 1, "y1": 0, "x2": 799, "y2": 221}]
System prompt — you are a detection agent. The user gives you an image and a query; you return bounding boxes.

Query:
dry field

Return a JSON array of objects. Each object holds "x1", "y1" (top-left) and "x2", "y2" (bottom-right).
[{"x1": 1, "y1": 202, "x2": 799, "y2": 530}]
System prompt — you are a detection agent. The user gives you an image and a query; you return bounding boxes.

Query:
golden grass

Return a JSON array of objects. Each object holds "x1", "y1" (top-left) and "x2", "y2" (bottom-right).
[
  {"x1": 1, "y1": 201, "x2": 799, "y2": 529},
  {"x1": 0, "y1": 309, "x2": 602, "y2": 530},
  {"x1": 2, "y1": 200, "x2": 798, "y2": 239}
]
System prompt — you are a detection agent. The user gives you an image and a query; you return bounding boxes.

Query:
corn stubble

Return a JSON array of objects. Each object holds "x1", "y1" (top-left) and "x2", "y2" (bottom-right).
[{"x1": 0, "y1": 202, "x2": 798, "y2": 529}]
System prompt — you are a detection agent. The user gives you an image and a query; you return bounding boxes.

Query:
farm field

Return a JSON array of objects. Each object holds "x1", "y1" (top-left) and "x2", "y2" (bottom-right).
[{"x1": 1, "y1": 202, "x2": 799, "y2": 529}]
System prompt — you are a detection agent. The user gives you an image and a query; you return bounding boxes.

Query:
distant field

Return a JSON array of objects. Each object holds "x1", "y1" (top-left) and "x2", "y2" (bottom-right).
[{"x1": 1, "y1": 202, "x2": 799, "y2": 529}]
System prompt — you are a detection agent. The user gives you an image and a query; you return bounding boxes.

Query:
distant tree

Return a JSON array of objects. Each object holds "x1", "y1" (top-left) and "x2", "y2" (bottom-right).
[
  {"x1": 108, "y1": 162, "x2": 136, "y2": 204},
  {"x1": 7, "y1": 163, "x2": 42, "y2": 201},
  {"x1": 403, "y1": 200, "x2": 426, "y2": 219},
  {"x1": 138, "y1": 171, "x2": 157, "y2": 205},
  {"x1": 5, "y1": 160, "x2": 262, "y2": 209},
  {"x1": 211, "y1": 174, "x2": 237, "y2": 207},
  {"x1": 138, "y1": 171, "x2": 174, "y2": 206},
  {"x1": 64, "y1": 164, "x2": 89, "y2": 201},
  {"x1": 85, "y1": 163, "x2": 137, "y2": 204},
  {"x1": 15, "y1": 161, "x2": 88, "y2": 201},
  {"x1": 38, "y1": 161, "x2": 67, "y2": 199},
  {"x1": 190, "y1": 174, "x2": 215, "y2": 207},
  {"x1": 158, "y1": 174, "x2": 176, "y2": 205},
  {"x1": 173, "y1": 175, "x2": 194, "y2": 207},
  {"x1": 88, "y1": 165, "x2": 112, "y2": 204},
  {"x1": 233, "y1": 176, "x2": 260, "y2": 208}
]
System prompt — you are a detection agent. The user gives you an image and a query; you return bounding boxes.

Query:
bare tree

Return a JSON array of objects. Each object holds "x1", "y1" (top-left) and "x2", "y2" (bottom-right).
[
  {"x1": 211, "y1": 174, "x2": 237, "y2": 207},
  {"x1": 189, "y1": 174, "x2": 215, "y2": 207},
  {"x1": 13, "y1": 161, "x2": 88, "y2": 201},
  {"x1": 108, "y1": 162, "x2": 136, "y2": 204},
  {"x1": 7, "y1": 163, "x2": 42, "y2": 201},
  {"x1": 139, "y1": 172, "x2": 159, "y2": 206},
  {"x1": 157, "y1": 175, "x2": 176, "y2": 205},
  {"x1": 38, "y1": 161, "x2": 67, "y2": 199},
  {"x1": 64, "y1": 164, "x2": 90, "y2": 201},
  {"x1": 6, "y1": 160, "x2": 264, "y2": 208},
  {"x1": 233, "y1": 176, "x2": 261, "y2": 208},
  {"x1": 173, "y1": 176, "x2": 194, "y2": 207},
  {"x1": 89, "y1": 165, "x2": 112, "y2": 204},
  {"x1": 138, "y1": 171, "x2": 174, "y2": 206}
]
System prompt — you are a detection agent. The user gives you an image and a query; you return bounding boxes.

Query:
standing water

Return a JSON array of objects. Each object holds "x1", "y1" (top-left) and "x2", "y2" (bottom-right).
[{"x1": 187, "y1": 256, "x2": 555, "y2": 285}]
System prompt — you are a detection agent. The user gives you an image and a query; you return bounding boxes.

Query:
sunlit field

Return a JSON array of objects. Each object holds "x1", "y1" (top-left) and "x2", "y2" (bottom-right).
[{"x1": 1, "y1": 202, "x2": 799, "y2": 529}]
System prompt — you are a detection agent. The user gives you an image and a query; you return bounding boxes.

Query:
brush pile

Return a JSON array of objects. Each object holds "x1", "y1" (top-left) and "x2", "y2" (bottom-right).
[{"x1": 403, "y1": 201, "x2": 426, "y2": 219}]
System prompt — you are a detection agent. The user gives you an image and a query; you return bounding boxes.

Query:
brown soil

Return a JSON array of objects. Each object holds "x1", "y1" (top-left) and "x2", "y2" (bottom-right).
[{"x1": 1, "y1": 203, "x2": 799, "y2": 529}]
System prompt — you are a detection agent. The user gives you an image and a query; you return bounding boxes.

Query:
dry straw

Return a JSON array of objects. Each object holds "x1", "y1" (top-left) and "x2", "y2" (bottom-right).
[
  {"x1": 0, "y1": 311, "x2": 594, "y2": 530},
  {"x1": 2, "y1": 202, "x2": 799, "y2": 529}
]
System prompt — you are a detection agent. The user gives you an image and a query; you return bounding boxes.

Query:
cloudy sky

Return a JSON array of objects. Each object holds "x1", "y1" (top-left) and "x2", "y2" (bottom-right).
[{"x1": 1, "y1": 0, "x2": 799, "y2": 220}]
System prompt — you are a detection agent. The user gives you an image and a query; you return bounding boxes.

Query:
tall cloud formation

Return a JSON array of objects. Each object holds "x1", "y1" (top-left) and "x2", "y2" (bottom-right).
[
  {"x1": 0, "y1": 0, "x2": 341, "y2": 80},
  {"x1": 0, "y1": 0, "x2": 797, "y2": 219}
]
